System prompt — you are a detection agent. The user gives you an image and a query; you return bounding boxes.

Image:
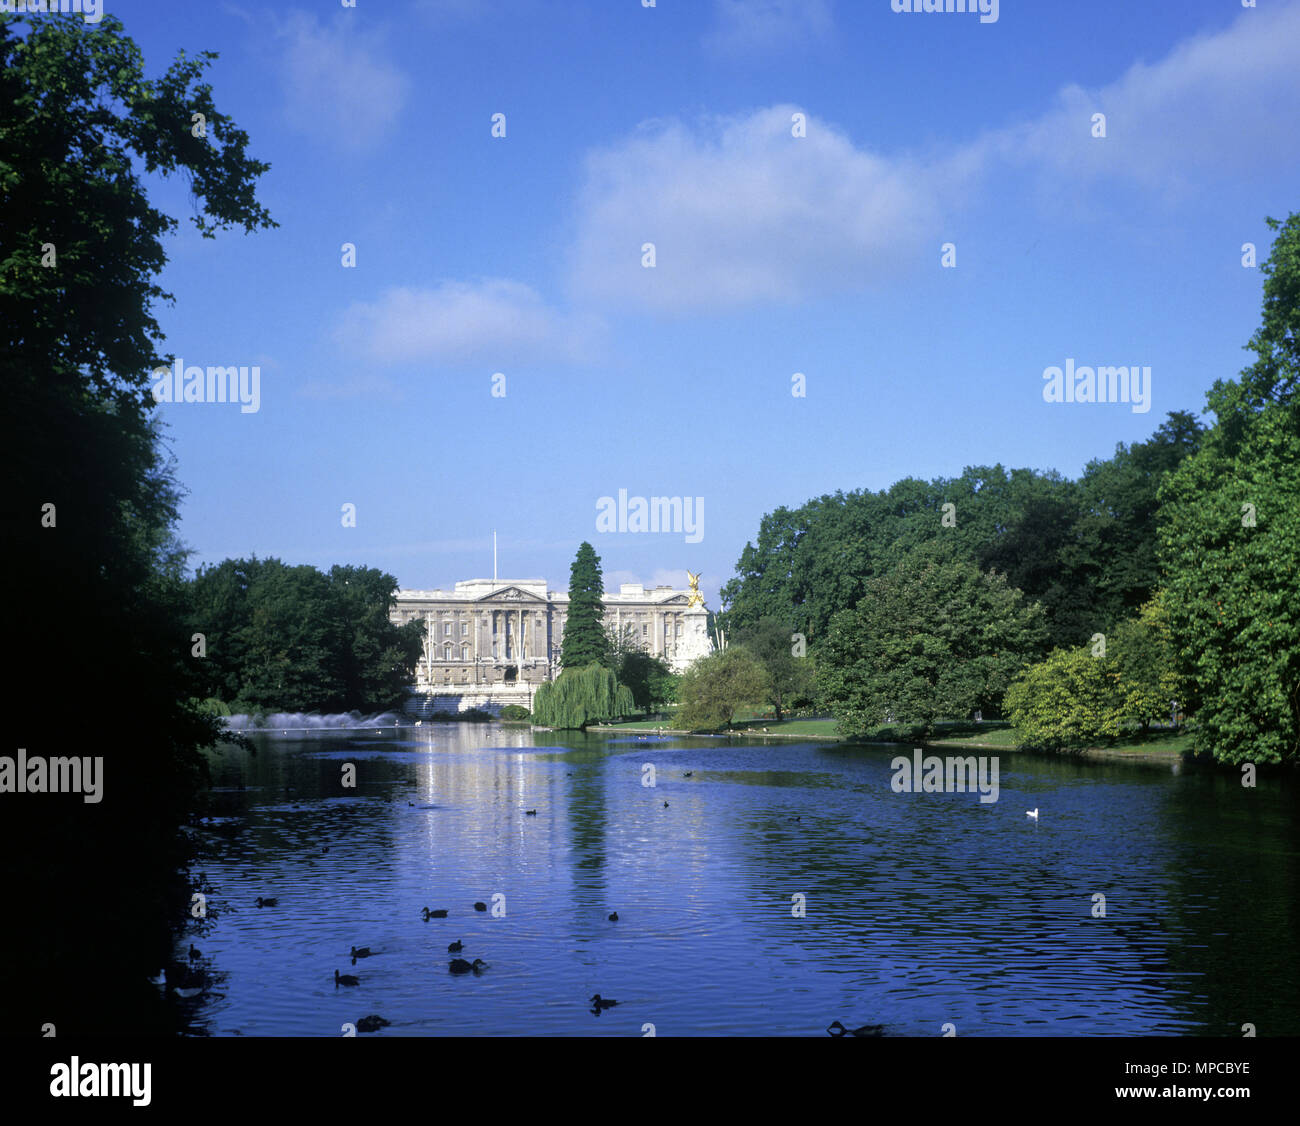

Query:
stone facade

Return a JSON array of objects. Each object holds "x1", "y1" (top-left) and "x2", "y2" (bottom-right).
[{"x1": 390, "y1": 577, "x2": 713, "y2": 694}]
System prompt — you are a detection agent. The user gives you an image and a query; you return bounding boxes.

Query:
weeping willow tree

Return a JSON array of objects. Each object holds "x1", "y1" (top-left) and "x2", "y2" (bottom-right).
[{"x1": 533, "y1": 663, "x2": 635, "y2": 729}]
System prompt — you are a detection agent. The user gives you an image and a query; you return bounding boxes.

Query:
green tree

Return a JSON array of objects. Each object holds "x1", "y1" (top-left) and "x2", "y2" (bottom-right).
[
  {"x1": 1003, "y1": 647, "x2": 1125, "y2": 749},
  {"x1": 532, "y1": 663, "x2": 635, "y2": 729},
  {"x1": 1158, "y1": 213, "x2": 1300, "y2": 764},
  {"x1": 1, "y1": 11, "x2": 274, "y2": 1033},
  {"x1": 675, "y1": 646, "x2": 770, "y2": 731},
  {"x1": 817, "y1": 549, "x2": 1048, "y2": 737},
  {"x1": 560, "y1": 542, "x2": 607, "y2": 670},
  {"x1": 731, "y1": 617, "x2": 814, "y2": 721},
  {"x1": 615, "y1": 649, "x2": 677, "y2": 712}
]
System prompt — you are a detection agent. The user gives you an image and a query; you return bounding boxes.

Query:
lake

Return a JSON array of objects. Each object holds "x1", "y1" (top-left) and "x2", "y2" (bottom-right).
[{"x1": 182, "y1": 722, "x2": 1299, "y2": 1036}]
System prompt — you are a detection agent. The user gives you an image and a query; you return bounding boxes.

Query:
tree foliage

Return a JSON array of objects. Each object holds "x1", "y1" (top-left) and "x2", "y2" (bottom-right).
[
  {"x1": 560, "y1": 542, "x2": 607, "y2": 670},
  {"x1": 186, "y1": 558, "x2": 424, "y2": 713},
  {"x1": 532, "y1": 663, "x2": 635, "y2": 729},
  {"x1": 674, "y1": 646, "x2": 770, "y2": 731},
  {"x1": 1003, "y1": 599, "x2": 1178, "y2": 749},
  {"x1": 1158, "y1": 213, "x2": 1300, "y2": 764},
  {"x1": 0, "y1": 11, "x2": 274, "y2": 1032},
  {"x1": 816, "y1": 549, "x2": 1048, "y2": 737},
  {"x1": 720, "y1": 423, "x2": 1202, "y2": 653},
  {"x1": 730, "y1": 617, "x2": 815, "y2": 720}
]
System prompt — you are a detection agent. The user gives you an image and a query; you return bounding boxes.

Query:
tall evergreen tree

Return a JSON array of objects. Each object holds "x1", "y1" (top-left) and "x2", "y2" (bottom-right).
[{"x1": 560, "y1": 542, "x2": 608, "y2": 669}]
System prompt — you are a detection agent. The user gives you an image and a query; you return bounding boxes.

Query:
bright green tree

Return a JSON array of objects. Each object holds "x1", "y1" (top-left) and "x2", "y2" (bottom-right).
[
  {"x1": 1158, "y1": 213, "x2": 1300, "y2": 764},
  {"x1": 560, "y1": 542, "x2": 607, "y2": 669},
  {"x1": 532, "y1": 663, "x2": 635, "y2": 729},
  {"x1": 674, "y1": 646, "x2": 770, "y2": 730},
  {"x1": 1003, "y1": 647, "x2": 1124, "y2": 749},
  {"x1": 816, "y1": 549, "x2": 1048, "y2": 737}
]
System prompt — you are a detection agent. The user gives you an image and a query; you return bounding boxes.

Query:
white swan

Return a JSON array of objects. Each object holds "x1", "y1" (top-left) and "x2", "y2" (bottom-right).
[{"x1": 1026, "y1": 808, "x2": 1039, "y2": 820}]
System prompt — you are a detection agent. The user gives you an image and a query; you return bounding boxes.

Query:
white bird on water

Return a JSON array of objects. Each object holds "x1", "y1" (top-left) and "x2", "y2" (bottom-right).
[{"x1": 1026, "y1": 808, "x2": 1039, "y2": 820}]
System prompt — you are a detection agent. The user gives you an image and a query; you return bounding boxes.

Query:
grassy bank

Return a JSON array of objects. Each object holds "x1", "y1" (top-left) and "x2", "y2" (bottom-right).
[{"x1": 590, "y1": 713, "x2": 1193, "y2": 761}]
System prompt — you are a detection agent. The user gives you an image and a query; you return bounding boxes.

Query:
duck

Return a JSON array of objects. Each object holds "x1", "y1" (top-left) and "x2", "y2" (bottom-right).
[
  {"x1": 335, "y1": 969, "x2": 360, "y2": 987},
  {"x1": 255, "y1": 896, "x2": 278, "y2": 907},
  {"x1": 449, "y1": 958, "x2": 487, "y2": 974},
  {"x1": 525, "y1": 809, "x2": 538, "y2": 816},
  {"x1": 188, "y1": 944, "x2": 202, "y2": 961},
  {"x1": 350, "y1": 946, "x2": 372, "y2": 959},
  {"x1": 473, "y1": 901, "x2": 488, "y2": 912},
  {"x1": 608, "y1": 912, "x2": 618, "y2": 922},
  {"x1": 422, "y1": 907, "x2": 449, "y2": 920},
  {"x1": 1026, "y1": 808, "x2": 1039, "y2": 820},
  {"x1": 590, "y1": 994, "x2": 618, "y2": 1010},
  {"x1": 827, "y1": 1020, "x2": 884, "y2": 1037},
  {"x1": 356, "y1": 1014, "x2": 389, "y2": 1033},
  {"x1": 447, "y1": 940, "x2": 463, "y2": 953},
  {"x1": 663, "y1": 800, "x2": 669, "y2": 808},
  {"x1": 683, "y1": 771, "x2": 693, "y2": 777}
]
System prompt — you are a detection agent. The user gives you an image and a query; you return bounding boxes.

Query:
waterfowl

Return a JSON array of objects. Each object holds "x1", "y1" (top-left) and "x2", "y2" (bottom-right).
[
  {"x1": 356, "y1": 1014, "x2": 389, "y2": 1033},
  {"x1": 827, "y1": 1020, "x2": 884, "y2": 1037},
  {"x1": 474, "y1": 901, "x2": 488, "y2": 912},
  {"x1": 188, "y1": 944, "x2": 202, "y2": 961},
  {"x1": 608, "y1": 912, "x2": 618, "y2": 922},
  {"x1": 255, "y1": 897, "x2": 278, "y2": 907},
  {"x1": 663, "y1": 800, "x2": 669, "y2": 808},
  {"x1": 335, "y1": 970, "x2": 360, "y2": 987},
  {"x1": 448, "y1": 940, "x2": 463, "y2": 953},
  {"x1": 422, "y1": 907, "x2": 449, "y2": 920},
  {"x1": 449, "y1": 958, "x2": 487, "y2": 975},
  {"x1": 590, "y1": 994, "x2": 618, "y2": 1010},
  {"x1": 525, "y1": 809, "x2": 538, "y2": 816},
  {"x1": 683, "y1": 771, "x2": 693, "y2": 777},
  {"x1": 350, "y1": 946, "x2": 372, "y2": 959},
  {"x1": 1026, "y1": 808, "x2": 1039, "y2": 820}
]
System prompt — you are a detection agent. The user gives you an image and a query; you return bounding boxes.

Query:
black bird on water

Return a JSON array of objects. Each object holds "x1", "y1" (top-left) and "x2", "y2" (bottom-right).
[
  {"x1": 356, "y1": 1015, "x2": 389, "y2": 1033},
  {"x1": 608, "y1": 912, "x2": 618, "y2": 922},
  {"x1": 450, "y1": 958, "x2": 487, "y2": 975},
  {"x1": 422, "y1": 907, "x2": 449, "y2": 920},
  {"x1": 255, "y1": 897, "x2": 278, "y2": 907},
  {"x1": 683, "y1": 771, "x2": 693, "y2": 778},
  {"x1": 827, "y1": 1020, "x2": 884, "y2": 1037},
  {"x1": 590, "y1": 994, "x2": 618, "y2": 1011},
  {"x1": 448, "y1": 940, "x2": 463, "y2": 953},
  {"x1": 663, "y1": 800, "x2": 669, "y2": 808},
  {"x1": 188, "y1": 944, "x2": 202, "y2": 961},
  {"x1": 474, "y1": 901, "x2": 488, "y2": 912},
  {"x1": 335, "y1": 970, "x2": 360, "y2": 987},
  {"x1": 525, "y1": 809, "x2": 538, "y2": 816},
  {"x1": 350, "y1": 946, "x2": 372, "y2": 963}
]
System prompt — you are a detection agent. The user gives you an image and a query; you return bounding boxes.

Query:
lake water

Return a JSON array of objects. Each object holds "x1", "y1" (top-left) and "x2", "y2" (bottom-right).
[{"x1": 182, "y1": 723, "x2": 1299, "y2": 1036}]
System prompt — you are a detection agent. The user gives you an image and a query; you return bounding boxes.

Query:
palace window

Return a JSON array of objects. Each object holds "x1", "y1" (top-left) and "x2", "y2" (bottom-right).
[
  {"x1": 461, "y1": 645, "x2": 470, "y2": 661},
  {"x1": 461, "y1": 622, "x2": 469, "y2": 636},
  {"x1": 444, "y1": 623, "x2": 452, "y2": 637}
]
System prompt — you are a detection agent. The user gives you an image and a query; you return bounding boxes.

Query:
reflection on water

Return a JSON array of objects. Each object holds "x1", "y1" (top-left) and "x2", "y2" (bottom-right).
[{"x1": 181, "y1": 723, "x2": 1300, "y2": 1036}]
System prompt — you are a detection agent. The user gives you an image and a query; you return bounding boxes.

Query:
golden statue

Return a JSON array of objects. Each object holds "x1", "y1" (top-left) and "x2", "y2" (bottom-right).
[{"x1": 686, "y1": 570, "x2": 705, "y2": 608}]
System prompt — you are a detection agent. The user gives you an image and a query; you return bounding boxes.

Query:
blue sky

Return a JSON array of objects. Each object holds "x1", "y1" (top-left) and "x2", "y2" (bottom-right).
[{"x1": 97, "y1": 0, "x2": 1300, "y2": 605}]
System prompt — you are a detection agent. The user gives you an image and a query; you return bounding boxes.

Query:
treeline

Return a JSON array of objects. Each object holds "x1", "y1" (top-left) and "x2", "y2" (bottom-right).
[
  {"x1": 720, "y1": 412, "x2": 1204, "y2": 652},
  {"x1": 185, "y1": 558, "x2": 426, "y2": 714},
  {"x1": 716, "y1": 211, "x2": 1300, "y2": 765}
]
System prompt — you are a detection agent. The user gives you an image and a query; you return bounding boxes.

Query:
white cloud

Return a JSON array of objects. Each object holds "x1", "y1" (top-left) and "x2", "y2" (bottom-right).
[
  {"x1": 985, "y1": 0, "x2": 1300, "y2": 195},
  {"x1": 705, "y1": 0, "x2": 833, "y2": 55},
  {"x1": 569, "y1": 105, "x2": 942, "y2": 313},
  {"x1": 337, "y1": 279, "x2": 602, "y2": 366},
  {"x1": 570, "y1": 3, "x2": 1300, "y2": 314},
  {"x1": 274, "y1": 12, "x2": 411, "y2": 151}
]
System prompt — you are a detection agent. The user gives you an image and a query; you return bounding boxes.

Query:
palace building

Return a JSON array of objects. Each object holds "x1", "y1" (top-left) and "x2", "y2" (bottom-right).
[{"x1": 389, "y1": 575, "x2": 712, "y2": 713}]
